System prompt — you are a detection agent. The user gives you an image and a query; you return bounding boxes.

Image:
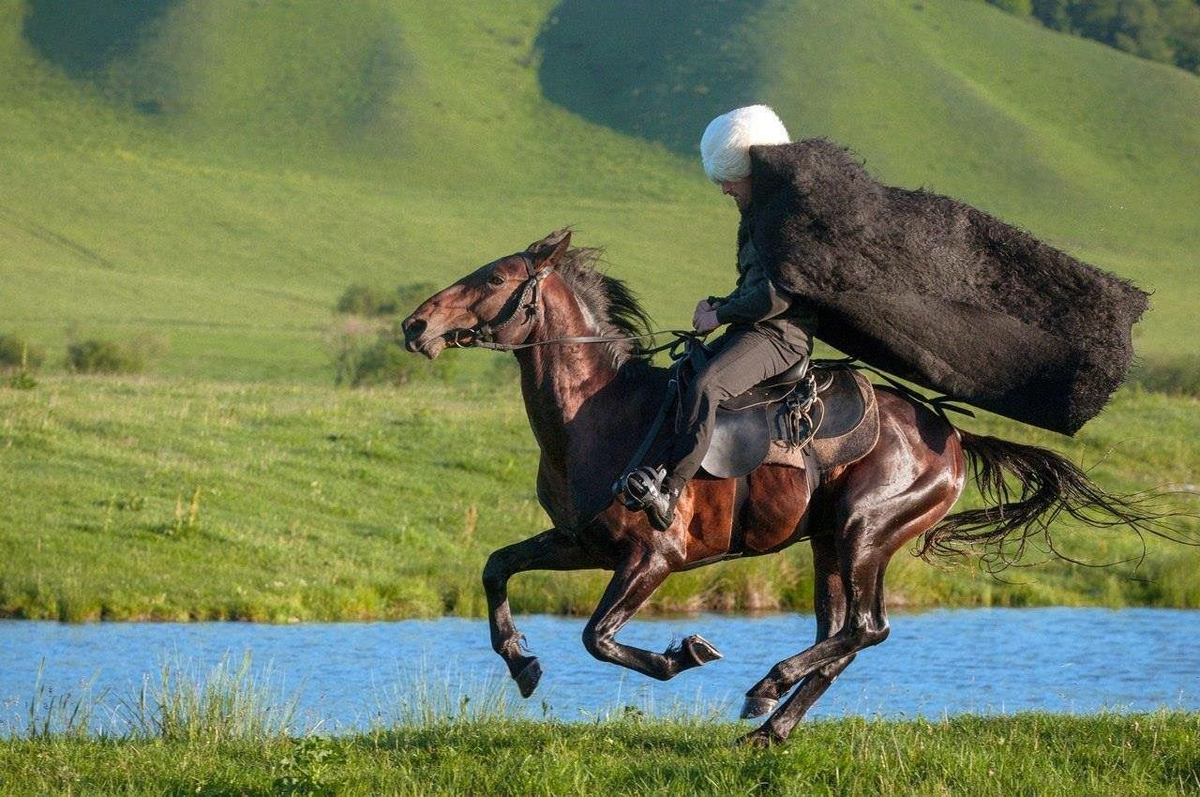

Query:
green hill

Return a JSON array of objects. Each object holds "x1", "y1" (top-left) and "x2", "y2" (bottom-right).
[{"x1": 0, "y1": 0, "x2": 1197, "y2": 379}]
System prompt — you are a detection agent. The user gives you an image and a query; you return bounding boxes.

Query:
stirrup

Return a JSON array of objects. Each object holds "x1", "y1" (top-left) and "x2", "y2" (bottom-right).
[{"x1": 613, "y1": 466, "x2": 665, "y2": 511}]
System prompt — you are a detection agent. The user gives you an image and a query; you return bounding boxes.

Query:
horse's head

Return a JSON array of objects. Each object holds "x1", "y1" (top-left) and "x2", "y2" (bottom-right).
[{"x1": 401, "y1": 229, "x2": 573, "y2": 359}]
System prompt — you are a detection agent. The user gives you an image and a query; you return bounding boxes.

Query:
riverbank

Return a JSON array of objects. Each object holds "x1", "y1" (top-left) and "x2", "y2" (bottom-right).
[
  {"x1": 2, "y1": 713, "x2": 1196, "y2": 795},
  {"x1": 1, "y1": 377, "x2": 1197, "y2": 622}
]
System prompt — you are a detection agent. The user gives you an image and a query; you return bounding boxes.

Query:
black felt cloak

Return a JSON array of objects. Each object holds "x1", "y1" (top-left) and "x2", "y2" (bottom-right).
[{"x1": 740, "y1": 139, "x2": 1149, "y2": 436}]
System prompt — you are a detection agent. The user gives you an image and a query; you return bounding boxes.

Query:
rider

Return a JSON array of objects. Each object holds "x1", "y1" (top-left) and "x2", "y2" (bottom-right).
[{"x1": 643, "y1": 105, "x2": 816, "y2": 531}]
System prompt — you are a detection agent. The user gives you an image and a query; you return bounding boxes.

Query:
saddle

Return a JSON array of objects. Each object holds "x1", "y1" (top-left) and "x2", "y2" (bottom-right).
[
  {"x1": 613, "y1": 350, "x2": 883, "y2": 511},
  {"x1": 698, "y1": 361, "x2": 880, "y2": 479}
]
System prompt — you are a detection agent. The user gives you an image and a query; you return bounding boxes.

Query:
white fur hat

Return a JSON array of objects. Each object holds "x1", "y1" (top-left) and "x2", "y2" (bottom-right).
[{"x1": 700, "y1": 105, "x2": 791, "y2": 183}]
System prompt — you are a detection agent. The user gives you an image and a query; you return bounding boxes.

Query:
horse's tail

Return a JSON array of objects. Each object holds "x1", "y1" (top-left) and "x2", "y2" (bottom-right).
[{"x1": 917, "y1": 430, "x2": 1191, "y2": 569}]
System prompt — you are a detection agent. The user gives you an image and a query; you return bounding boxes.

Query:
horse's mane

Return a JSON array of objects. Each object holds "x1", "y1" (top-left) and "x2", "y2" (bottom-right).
[{"x1": 555, "y1": 246, "x2": 654, "y2": 368}]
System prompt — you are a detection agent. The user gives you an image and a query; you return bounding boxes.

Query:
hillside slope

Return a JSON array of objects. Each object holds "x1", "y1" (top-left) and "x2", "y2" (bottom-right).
[{"x1": 0, "y1": 0, "x2": 1196, "y2": 380}]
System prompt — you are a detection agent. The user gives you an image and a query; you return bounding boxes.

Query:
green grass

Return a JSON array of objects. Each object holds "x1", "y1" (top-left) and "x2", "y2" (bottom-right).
[
  {"x1": 1, "y1": 713, "x2": 1196, "y2": 795},
  {"x1": 2, "y1": 7, "x2": 1195, "y2": 791},
  {"x1": 7, "y1": 651, "x2": 1196, "y2": 794},
  {"x1": 0, "y1": 375, "x2": 1195, "y2": 622}
]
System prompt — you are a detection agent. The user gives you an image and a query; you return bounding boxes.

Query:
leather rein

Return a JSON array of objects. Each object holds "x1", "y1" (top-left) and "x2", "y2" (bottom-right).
[{"x1": 443, "y1": 254, "x2": 696, "y2": 354}]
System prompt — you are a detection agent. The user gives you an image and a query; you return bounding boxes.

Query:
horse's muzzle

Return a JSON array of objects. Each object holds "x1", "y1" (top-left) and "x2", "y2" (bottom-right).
[
  {"x1": 401, "y1": 315, "x2": 434, "y2": 356},
  {"x1": 402, "y1": 313, "x2": 469, "y2": 359}
]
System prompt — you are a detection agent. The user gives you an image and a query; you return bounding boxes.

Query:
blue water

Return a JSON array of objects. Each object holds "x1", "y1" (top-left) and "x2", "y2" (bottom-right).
[{"x1": 2, "y1": 608, "x2": 1197, "y2": 734}]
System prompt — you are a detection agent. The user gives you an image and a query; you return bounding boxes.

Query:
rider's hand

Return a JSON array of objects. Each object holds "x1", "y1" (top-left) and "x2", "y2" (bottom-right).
[{"x1": 692, "y1": 300, "x2": 720, "y2": 334}]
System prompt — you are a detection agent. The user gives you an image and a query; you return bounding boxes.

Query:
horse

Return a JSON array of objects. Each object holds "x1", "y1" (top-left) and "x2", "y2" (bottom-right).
[{"x1": 400, "y1": 229, "x2": 1171, "y2": 746}]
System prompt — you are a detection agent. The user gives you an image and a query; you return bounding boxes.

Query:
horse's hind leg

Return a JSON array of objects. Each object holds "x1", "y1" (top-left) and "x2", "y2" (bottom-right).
[
  {"x1": 736, "y1": 527, "x2": 891, "y2": 746},
  {"x1": 483, "y1": 528, "x2": 596, "y2": 698},
  {"x1": 741, "y1": 533, "x2": 855, "y2": 719},
  {"x1": 739, "y1": 464, "x2": 961, "y2": 745},
  {"x1": 581, "y1": 547, "x2": 723, "y2": 680}
]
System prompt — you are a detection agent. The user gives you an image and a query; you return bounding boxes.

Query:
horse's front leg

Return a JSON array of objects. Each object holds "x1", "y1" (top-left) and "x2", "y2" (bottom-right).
[
  {"x1": 582, "y1": 547, "x2": 722, "y2": 680},
  {"x1": 483, "y1": 528, "x2": 595, "y2": 698}
]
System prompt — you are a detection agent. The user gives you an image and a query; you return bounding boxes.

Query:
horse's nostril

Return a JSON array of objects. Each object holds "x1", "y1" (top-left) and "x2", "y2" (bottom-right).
[{"x1": 402, "y1": 317, "x2": 427, "y2": 341}]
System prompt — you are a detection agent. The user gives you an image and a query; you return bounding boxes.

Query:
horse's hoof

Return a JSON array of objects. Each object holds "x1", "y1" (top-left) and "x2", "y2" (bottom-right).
[
  {"x1": 513, "y1": 657, "x2": 542, "y2": 698},
  {"x1": 739, "y1": 695, "x2": 778, "y2": 719},
  {"x1": 734, "y1": 728, "x2": 785, "y2": 749},
  {"x1": 683, "y1": 634, "x2": 723, "y2": 667}
]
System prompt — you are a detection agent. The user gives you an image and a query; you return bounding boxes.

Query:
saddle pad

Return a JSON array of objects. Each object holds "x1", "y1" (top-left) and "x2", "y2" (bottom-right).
[{"x1": 764, "y1": 370, "x2": 880, "y2": 472}]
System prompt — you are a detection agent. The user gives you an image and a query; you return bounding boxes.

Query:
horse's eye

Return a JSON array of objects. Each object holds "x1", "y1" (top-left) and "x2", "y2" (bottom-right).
[{"x1": 488, "y1": 274, "x2": 505, "y2": 286}]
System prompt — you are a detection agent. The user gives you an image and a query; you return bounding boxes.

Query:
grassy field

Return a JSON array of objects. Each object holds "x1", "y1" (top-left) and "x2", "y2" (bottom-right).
[
  {"x1": 1, "y1": 713, "x2": 1196, "y2": 795},
  {"x1": 0, "y1": 0, "x2": 1197, "y2": 621},
  {"x1": 1, "y1": 375, "x2": 1196, "y2": 622},
  {"x1": 1, "y1": 6, "x2": 1197, "y2": 791}
]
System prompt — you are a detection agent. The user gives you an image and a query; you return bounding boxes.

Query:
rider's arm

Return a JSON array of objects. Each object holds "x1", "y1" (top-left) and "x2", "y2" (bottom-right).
[{"x1": 712, "y1": 262, "x2": 792, "y2": 325}]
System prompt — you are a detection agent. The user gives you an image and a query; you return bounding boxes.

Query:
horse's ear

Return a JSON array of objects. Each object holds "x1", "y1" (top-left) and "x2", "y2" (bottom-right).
[{"x1": 526, "y1": 229, "x2": 572, "y2": 268}]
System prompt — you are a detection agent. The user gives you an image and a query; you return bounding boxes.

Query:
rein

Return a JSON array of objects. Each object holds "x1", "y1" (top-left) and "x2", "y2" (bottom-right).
[
  {"x1": 463, "y1": 329, "x2": 701, "y2": 354},
  {"x1": 443, "y1": 255, "x2": 701, "y2": 354}
]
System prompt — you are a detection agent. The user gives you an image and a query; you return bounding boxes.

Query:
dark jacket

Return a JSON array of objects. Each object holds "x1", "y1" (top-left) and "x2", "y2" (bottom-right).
[
  {"x1": 740, "y1": 139, "x2": 1149, "y2": 435},
  {"x1": 711, "y1": 233, "x2": 814, "y2": 352}
]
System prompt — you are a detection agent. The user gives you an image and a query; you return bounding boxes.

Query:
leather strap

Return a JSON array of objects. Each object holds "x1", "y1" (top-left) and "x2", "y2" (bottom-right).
[
  {"x1": 616, "y1": 364, "x2": 681, "y2": 480},
  {"x1": 460, "y1": 254, "x2": 552, "y2": 347},
  {"x1": 729, "y1": 475, "x2": 749, "y2": 554}
]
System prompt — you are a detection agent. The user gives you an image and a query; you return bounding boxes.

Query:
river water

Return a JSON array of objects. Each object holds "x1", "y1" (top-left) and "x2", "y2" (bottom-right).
[{"x1": 2, "y1": 608, "x2": 1197, "y2": 734}]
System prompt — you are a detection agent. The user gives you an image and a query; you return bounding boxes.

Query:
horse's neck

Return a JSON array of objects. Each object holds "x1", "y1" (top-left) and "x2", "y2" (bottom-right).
[
  {"x1": 515, "y1": 278, "x2": 620, "y2": 456},
  {"x1": 514, "y1": 278, "x2": 654, "y2": 522}
]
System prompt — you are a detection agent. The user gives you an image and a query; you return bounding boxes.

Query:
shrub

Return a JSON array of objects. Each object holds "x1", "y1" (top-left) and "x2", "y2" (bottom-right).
[
  {"x1": 7, "y1": 369, "x2": 37, "y2": 390},
  {"x1": 67, "y1": 338, "x2": 145, "y2": 374},
  {"x1": 330, "y1": 281, "x2": 453, "y2": 386},
  {"x1": 393, "y1": 282, "x2": 440, "y2": 318},
  {"x1": 345, "y1": 334, "x2": 413, "y2": 387},
  {"x1": 1024, "y1": 0, "x2": 1200, "y2": 75},
  {"x1": 1129, "y1": 356, "x2": 1200, "y2": 397},
  {"x1": 987, "y1": 0, "x2": 1032, "y2": 15},
  {"x1": 64, "y1": 330, "x2": 167, "y2": 375},
  {"x1": 335, "y1": 281, "x2": 439, "y2": 317},
  {"x1": 0, "y1": 333, "x2": 45, "y2": 370},
  {"x1": 329, "y1": 318, "x2": 458, "y2": 387},
  {"x1": 335, "y1": 284, "x2": 397, "y2": 316}
]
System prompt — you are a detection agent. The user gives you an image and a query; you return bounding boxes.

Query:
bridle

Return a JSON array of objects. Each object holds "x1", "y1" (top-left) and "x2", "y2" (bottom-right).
[
  {"x1": 443, "y1": 253, "x2": 698, "y2": 354},
  {"x1": 445, "y1": 254, "x2": 553, "y2": 351}
]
